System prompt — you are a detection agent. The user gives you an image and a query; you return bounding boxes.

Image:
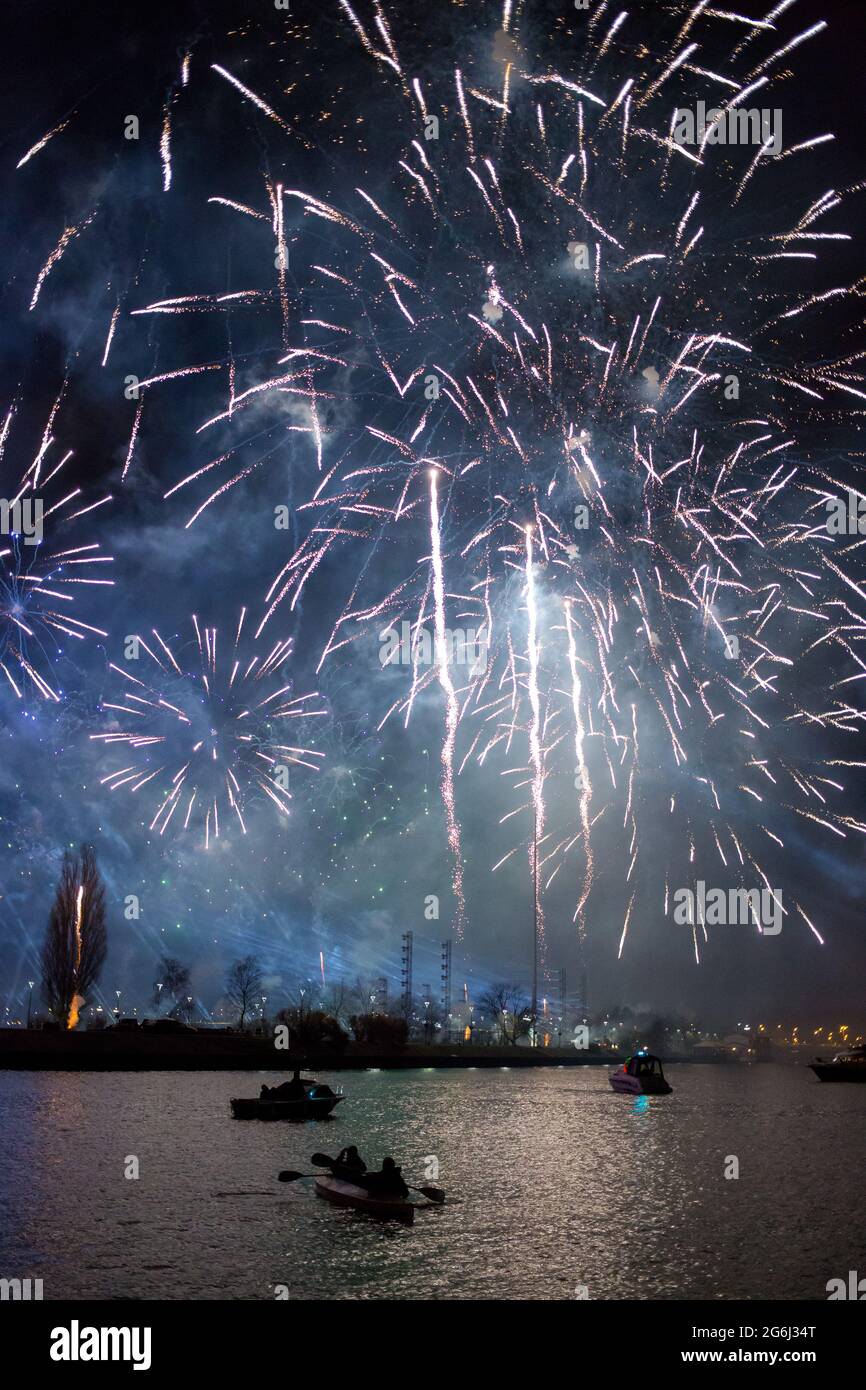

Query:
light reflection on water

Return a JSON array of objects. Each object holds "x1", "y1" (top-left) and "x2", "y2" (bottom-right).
[{"x1": 0, "y1": 1064, "x2": 863, "y2": 1300}]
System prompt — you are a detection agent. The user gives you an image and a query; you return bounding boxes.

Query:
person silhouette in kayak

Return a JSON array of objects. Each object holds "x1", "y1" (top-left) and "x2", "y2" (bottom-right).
[
  {"x1": 334, "y1": 1145, "x2": 367, "y2": 1178},
  {"x1": 365, "y1": 1156, "x2": 409, "y2": 1198}
]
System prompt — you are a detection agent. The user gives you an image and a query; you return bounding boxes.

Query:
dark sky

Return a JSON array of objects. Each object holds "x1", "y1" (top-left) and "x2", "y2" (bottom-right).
[{"x1": 1, "y1": 0, "x2": 865, "y2": 1029}]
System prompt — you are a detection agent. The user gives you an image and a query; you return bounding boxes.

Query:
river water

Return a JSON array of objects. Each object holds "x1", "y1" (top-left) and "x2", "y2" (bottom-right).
[{"x1": 0, "y1": 1063, "x2": 862, "y2": 1300}]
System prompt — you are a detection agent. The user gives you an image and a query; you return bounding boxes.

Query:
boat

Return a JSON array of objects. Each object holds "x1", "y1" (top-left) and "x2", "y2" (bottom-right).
[
  {"x1": 810, "y1": 1044, "x2": 866, "y2": 1082},
  {"x1": 230, "y1": 1079, "x2": 344, "y2": 1120},
  {"x1": 609, "y1": 1051, "x2": 673, "y2": 1095},
  {"x1": 313, "y1": 1175, "x2": 415, "y2": 1224}
]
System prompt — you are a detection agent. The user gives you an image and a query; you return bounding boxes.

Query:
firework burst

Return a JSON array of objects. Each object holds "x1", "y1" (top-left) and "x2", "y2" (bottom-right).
[
  {"x1": 128, "y1": 1, "x2": 866, "y2": 950},
  {"x1": 92, "y1": 609, "x2": 326, "y2": 847},
  {"x1": 0, "y1": 394, "x2": 113, "y2": 703}
]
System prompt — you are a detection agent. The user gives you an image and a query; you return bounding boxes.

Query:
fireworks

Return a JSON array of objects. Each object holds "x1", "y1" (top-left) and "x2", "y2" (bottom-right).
[
  {"x1": 0, "y1": 395, "x2": 113, "y2": 703},
  {"x1": 92, "y1": 610, "x2": 326, "y2": 847},
  {"x1": 123, "y1": 2, "x2": 865, "y2": 951}
]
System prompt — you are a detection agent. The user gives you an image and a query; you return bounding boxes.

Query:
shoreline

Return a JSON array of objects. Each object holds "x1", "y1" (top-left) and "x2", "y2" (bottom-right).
[
  {"x1": 0, "y1": 1030, "x2": 619, "y2": 1071},
  {"x1": 0, "y1": 1029, "x2": 782, "y2": 1071}
]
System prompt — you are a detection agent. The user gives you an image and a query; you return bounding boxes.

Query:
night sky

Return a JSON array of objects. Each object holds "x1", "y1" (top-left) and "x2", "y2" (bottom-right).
[{"x1": 1, "y1": 0, "x2": 865, "y2": 1028}]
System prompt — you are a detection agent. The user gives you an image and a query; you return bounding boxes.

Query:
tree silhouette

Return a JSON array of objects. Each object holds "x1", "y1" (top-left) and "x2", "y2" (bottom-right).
[
  {"x1": 152, "y1": 956, "x2": 191, "y2": 1017},
  {"x1": 41, "y1": 845, "x2": 108, "y2": 1029},
  {"x1": 225, "y1": 955, "x2": 263, "y2": 1029},
  {"x1": 478, "y1": 984, "x2": 532, "y2": 1045}
]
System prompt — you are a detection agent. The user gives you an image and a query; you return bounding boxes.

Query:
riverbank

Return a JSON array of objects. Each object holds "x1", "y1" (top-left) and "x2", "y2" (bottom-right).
[
  {"x1": 0, "y1": 1028, "x2": 619, "y2": 1067},
  {"x1": 0, "y1": 1027, "x2": 627, "y2": 1070},
  {"x1": 0, "y1": 1028, "x2": 783, "y2": 1070}
]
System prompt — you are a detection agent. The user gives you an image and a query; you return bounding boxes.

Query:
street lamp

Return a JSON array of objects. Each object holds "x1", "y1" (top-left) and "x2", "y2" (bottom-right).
[{"x1": 27, "y1": 980, "x2": 34, "y2": 1028}]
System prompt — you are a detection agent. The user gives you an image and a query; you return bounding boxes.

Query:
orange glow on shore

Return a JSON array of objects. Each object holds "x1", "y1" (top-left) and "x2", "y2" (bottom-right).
[{"x1": 67, "y1": 887, "x2": 84, "y2": 1029}]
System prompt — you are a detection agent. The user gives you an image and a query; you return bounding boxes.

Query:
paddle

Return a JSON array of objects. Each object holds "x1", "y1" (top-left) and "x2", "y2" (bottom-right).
[
  {"x1": 410, "y1": 1184, "x2": 446, "y2": 1205},
  {"x1": 310, "y1": 1152, "x2": 446, "y2": 1205},
  {"x1": 277, "y1": 1170, "x2": 316, "y2": 1182}
]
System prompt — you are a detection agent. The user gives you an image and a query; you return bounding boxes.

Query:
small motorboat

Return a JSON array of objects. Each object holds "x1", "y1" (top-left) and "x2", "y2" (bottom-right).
[
  {"x1": 230, "y1": 1079, "x2": 344, "y2": 1120},
  {"x1": 810, "y1": 1044, "x2": 866, "y2": 1082},
  {"x1": 609, "y1": 1051, "x2": 672, "y2": 1095},
  {"x1": 313, "y1": 1175, "x2": 415, "y2": 1225}
]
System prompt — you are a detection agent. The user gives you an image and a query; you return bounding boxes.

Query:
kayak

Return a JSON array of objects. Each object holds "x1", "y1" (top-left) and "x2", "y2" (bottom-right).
[{"x1": 314, "y1": 1175, "x2": 415, "y2": 1225}]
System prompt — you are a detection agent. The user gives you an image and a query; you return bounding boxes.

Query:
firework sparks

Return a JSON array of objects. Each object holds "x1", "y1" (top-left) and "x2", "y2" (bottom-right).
[
  {"x1": 92, "y1": 609, "x2": 326, "y2": 847},
  {"x1": 125, "y1": 1, "x2": 866, "y2": 954},
  {"x1": 430, "y1": 468, "x2": 467, "y2": 938},
  {"x1": 0, "y1": 398, "x2": 113, "y2": 702}
]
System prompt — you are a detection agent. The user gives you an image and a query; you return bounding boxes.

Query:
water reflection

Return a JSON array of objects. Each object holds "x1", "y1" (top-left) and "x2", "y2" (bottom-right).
[{"x1": 0, "y1": 1065, "x2": 863, "y2": 1299}]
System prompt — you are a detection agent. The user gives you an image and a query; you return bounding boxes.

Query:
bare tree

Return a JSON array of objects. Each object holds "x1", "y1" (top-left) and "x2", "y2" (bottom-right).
[
  {"x1": 41, "y1": 845, "x2": 108, "y2": 1029},
  {"x1": 152, "y1": 956, "x2": 191, "y2": 1016},
  {"x1": 417, "y1": 991, "x2": 443, "y2": 1043},
  {"x1": 478, "y1": 984, "x2": 532, "y2": 1045},
  {"x1": 225, "y1": 955, "x2": 263, "y2": 1030},
  {"x1": 350, "y1": 1012, "x2": 408, "y2": 1047},
  {"x1": 275, "y1": 994, "x2": 349, "y2": 1051},
  {"x1": 321, "y1": 980, "x2": 353, "y2": 1029},
  {"x1": 175, "y1": 994, "x2": 198, "y2": 1024},
  {"x1": 347, "y1": 975, "x2": 385, "y2": 1016}
]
